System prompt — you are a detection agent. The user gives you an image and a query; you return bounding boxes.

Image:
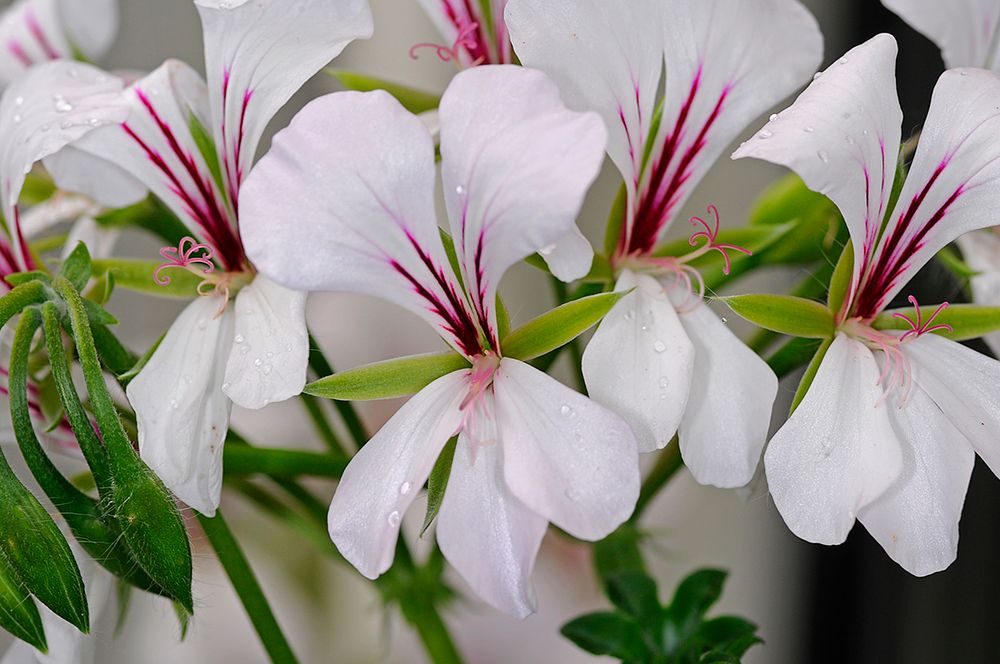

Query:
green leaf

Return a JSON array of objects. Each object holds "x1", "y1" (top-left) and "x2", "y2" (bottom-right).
[
  {"x1": 188, "y1": 111, "x2": 228, "y2": 199},
  {"x1": 86, "y1": 269, "x2": 115, "y2": 306},
  {"x1": 697, "y1": 616, "x2": 762, "y2": 658},
  {"x1": 58, "y1": 243, "x2": 92, "y2": 291},
  {"x1": 561, "y1": 611, "x2": 647, "y2": 661},
  {"x1": 54, "y1": 278, "x2": 193, "y2": 612},
  {"x1": 721, "y1": 294, "x2": 834, "y2": 339},
  {"x1": 790, "y1": 337, "x2": 832, "y2": 416},
  {"x1": 5, "y1": 271, "x2": 51, "y2": 288},
  {"x1": 827, "y1": 241, "x2": 854, "y2": 315},
  {"x1": 874, "y1": 304, "x2": 1000, "y2": 342},
  {"x1": 326, "y1": 70, "x2": 441, "y2": 114},
  {"x1": 421, "y1": 437, "x2": 457, "y2": 536},
  {"x1": 91, "y1": 258, "x2": 202, "y2": 298},
  {"x1": 502, "y1": 290, "x2": 629, "y2": 361},
  {"x1": 669, "y1": 569, "x2": 727, "y2": 623},
  {"x1": 305, "y1": 352, "x2": 470, "y2": 401},
  {"x1": 593, "y1": 523, "x2": 647, "y2": 580},
  {"x1": 20, "y1": 171, "x2": 56, "y2": 207},
  {"x1": 603, "y1": 182, "x2": 627, "y2": 257},
  {"x1": 0, "y1": 556, "x2": 45, "y2": 652},
  {"x1": 606, "y1": 571, "x2": 661, "y2": 624}
]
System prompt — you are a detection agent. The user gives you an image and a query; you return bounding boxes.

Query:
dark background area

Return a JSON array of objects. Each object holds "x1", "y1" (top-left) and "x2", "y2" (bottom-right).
[{"x1": 800, "y1": 3, "x2": 1000, "y2": 663}]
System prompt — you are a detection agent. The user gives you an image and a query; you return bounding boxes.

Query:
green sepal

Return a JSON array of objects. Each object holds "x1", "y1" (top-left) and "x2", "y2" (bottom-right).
[
  {"x1": 421, "y1": 437, "x2": 457, "y2": 536},
  {"x1": 0, "y1": 556, "x2": 46, "y2": 652},
  {"x1": 53, "y1": 278, "x2": 193, "y2": 612},
  {"x1": 874, "y1": 304, "x2": 1000, "y2": 342},
  {"x1": 827, "y1": 241, "x2": 854, "y2": 315},
  {"x1": 790, "y1": 337, "x2": 833, "y2": 415},
  {"x1": 326, "y1": 70, "x2": 441, "y2": 114},
  {"x1": 117, "y1": 330, "x2": 164, "y2": 385},
  {"x1": 188, "y1": 111, "x2": 228, "y2": 199},
  {"x1": 58, "y1": 243, "x2": 92, "y2": 292},
  {"x1": 86, "y1": 268, "x2": 115, "y2": 306},
  {"x1": 502, "y1": 290, "x2": 629, "y2": 361},
  {"x1": 720, "y1": 294, "x2": 834, "y2": 339},
  {"x1": 304, "y1": 352, "x2": 470, "y2": 401},
  {"x1": 91, "y1": 258, "x2": 202, "y2": 298},
  {"x1": 5, "y1": 271, "x2": 51, "y2": 288}
]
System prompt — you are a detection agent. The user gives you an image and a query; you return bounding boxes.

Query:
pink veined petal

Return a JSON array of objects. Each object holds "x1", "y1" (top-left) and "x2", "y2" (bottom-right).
[
  {"x1": 436, "y1": 437, "x2": 547, "y2": 618},
  {"x1": 223, "y1": 274, "x2": 309, "y2": 410},
  {"x1": 62, "y1": 215, "x2": 118, "y2": 261},
  {"x1": 733, "y1": 34, "x2": 903, "y2": 308},
  {"x1": 439, "y1": 66, "x2": 606, "y2": 341},
  {"x1": 955, "y1": 230, "x2": 1000, "y2": 356},
  {"x1": 764, "y1": 333, "x2": 903, "y2": 545},
  {"x1": 853, "y1": 67, "x2": 1000, "y2": 318},
  {"x1": 328, "y1": 370, "x2": 468, "y2": 580},
  {"x1": 55, "y1": 0, "x2": 118, "y2": 63},
  {"x1": 505, "y1": 0, "x2": 663, "y2": 245},
  {"x1": 625, "y1": 0, "x2": 822, "y2": 256},
  {"x1": 195, "y1": 0, "x2": 372, "y2": 210},
  {"x1": 0, "y1": 0, "x2": 99, "y2": 85},
  {"x1": 240, "y1": 90, "x2": 486, "y2": 357},
  {"x1": 881, "y1": 0, "x2": 1000, "y2": 70},
  {"x1": 126, "y1": 295, "x2": 234, "y2": 517},
  {"x1": 494, "y1": 357, "x2": 640, "y2": 540},
  {"x1": 581, "y1": 271, "x2": 695, "y2": 453},
  {"x1": 70, "y1": 60, "x2": 245, "y2": 271},
  {"x1": 0, "y1": 60, "x2": 130, "y2": 272},
  {"x1": 902, "y1": 333, "x2": 1000, "y2": 479},
  {"x1": 669, "y1": 292, "x2": 778, "y2": 490},
  {"x1": 416, "y1": 0, "x2": 511, "y2": 66},
  {"x1": 859, "y1": 385, "x2": 975, "y2": 577}
]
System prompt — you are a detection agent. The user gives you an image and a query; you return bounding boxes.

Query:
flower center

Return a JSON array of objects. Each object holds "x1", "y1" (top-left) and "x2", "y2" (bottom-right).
[
  {"x1": 409, "y1": 21, "x2": 485, "y2": 67},
  {"x1": 154, "y1": 236, "x2": 253, "y2": 315},
  {"x1": 459, "y1": 351, "x2": 501, "y2": 456}
]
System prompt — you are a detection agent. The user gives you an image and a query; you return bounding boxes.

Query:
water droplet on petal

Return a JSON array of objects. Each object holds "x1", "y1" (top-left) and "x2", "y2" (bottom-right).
[
  {"x1": 234, "y1": 334, "x2": 245, "y2": 344},
  {"x1": 817, "y1": 150, "x2": 830, "y2": 163},
  {"x1": 12, "y1": 114, "x2": 21, "y2": 123},
  {"x1": 803, "y1": 126, "x2": 814, "y2": 133},
  {"x1": 263, "y1": 365, "x2": 272, "y2": 376},
  {"x1": 758, "y1": 129, "x2": 773, "y2": 139},
  {"x1": 455, "y1": 184, "x2": 465, "y2": 195},
  {"x1": 67, "y1": 67, "x2": 79, "y2": 78},
  {"x1": 659, "y1": 377, "x2": 669, "y2": 388},
  {"x1": 285, "y1": 344, "x2": 293, "y2": 352},
  {"x1": 960, "y1": 71, "x2": 969, "y2": 77},
  {"x1": 222, "y1": 382, "x2": 230, "y2": 391},
  {"x1": 560, "y1": 404, "x2": 575, "y2": 417},
  {"x1": 838, "y1": 57, "x2": 848, "y2": 65},
  {"x1": 60, "y1": 120, "x2": 73, "y2": 129},
  {"x1": 813, "y1": 71, "x2": 824, "y2": 80},
  {"x1": 653, "y1": 341, "x2": 666, "y2": 353},
  {"x1": 399, "y1": 482, "x2": 411, "y2": 496},
  {"x1": 565, "y1": 488, "x2": 581, "y2": 502},
  {"x1": 539, "y1": 244, "x2": 556, "y2": 256},
  {"x1": 170, "y1": 399, "x2": 179, "y2": 410},
  {"x1": 13, "y1": 96, "x2": 23, "y2": 107},
  {"x1": 53, "y1": 95, "x2": 73, "y2": 113},
  {"x1": 240, "y1": 344, "x2": 251, "y2": 355},
  {"x1": 253, "y1": 357, "x2": 263, "y2": 367},
  {"x1": 623, "y1": 309, "x2": 635, "y2": 321},
  {"x1": 769, "y1": 113, "x2": 779, "y2": 121},
  {"x1": 721, "y1": 316, "x2": 729, "y2": 324},
  {"x1": 387, "y1": 511, "x2": 401, "y2": 527}
]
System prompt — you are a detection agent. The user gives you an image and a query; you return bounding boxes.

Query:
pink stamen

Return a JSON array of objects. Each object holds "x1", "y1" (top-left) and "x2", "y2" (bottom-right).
[
  {"x1": 154, "y1": 237, "x2": 216, "y2": 286},
  {"x1": 647, "y1": 256, "x2": 706, "y2": 313},
  {"x1": 458, "y1": 352, "x2": 501, "y2": 463},
  {"x1": 687, "y1": 205, "x2": 753, "y2": 275},
  {"x1": 409, "y1": 22, "x2": 485, "y2": 66},
  {"x1": 891, "y1": 295, "x2": 953, "y2": 341}
]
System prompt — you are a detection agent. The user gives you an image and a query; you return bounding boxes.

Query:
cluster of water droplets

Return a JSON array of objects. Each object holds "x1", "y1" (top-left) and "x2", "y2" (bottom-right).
[{"x1": 622, "y1": 304, "x2": 674, "y2": 402}]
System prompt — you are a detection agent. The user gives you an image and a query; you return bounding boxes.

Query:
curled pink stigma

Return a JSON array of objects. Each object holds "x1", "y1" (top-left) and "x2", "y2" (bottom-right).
[
  {"x1": 409, "y1": 21, "x2": 485, "y2": 66},
  {"x1": 154, "y1": 236, "x2": 216, "y2": 286},
  {"x1": 648, "y1": 256, "x2": 706, "y2": 313},
  {"x1": 892, "y1": 295, "x2": 953, "y2": 342},
  {"x1": 687, "y1": 205, "x2": 753, "y2": 275}
]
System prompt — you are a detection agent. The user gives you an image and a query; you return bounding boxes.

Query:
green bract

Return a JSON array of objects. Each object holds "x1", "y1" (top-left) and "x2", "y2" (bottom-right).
[{"x1": 720, "y1": 294, "x2": 834, "y2": 339}]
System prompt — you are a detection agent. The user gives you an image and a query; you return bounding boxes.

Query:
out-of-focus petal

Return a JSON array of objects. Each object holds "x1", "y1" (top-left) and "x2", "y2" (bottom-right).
[
  {"x1": 881, "y1": 0, "x2": 1000, "y2": 69},
  {"x1": 956, "y1": 230, "x2": 1000, "y2": 356}
]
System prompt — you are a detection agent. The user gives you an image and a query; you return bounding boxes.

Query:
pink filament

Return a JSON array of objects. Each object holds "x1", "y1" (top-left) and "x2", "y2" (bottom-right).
[
  {"x1": 154, "y1": 236, "x2": 216, "y2": 286},
  {"x1": 891, "y1": 295, "x2": 953, "y2": 342},
  {"x1": 410, "y1": 21, "x2": 485, "y2": 66},
  {"x1": 687, "y1": 205, "x2": 753, "y2": 275}
]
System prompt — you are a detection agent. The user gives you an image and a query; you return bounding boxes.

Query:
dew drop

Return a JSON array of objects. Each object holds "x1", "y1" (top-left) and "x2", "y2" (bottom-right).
[
  {"x1": 285, "y1": 344, "x2": 293, "y2": 352},
  {"x1": 560, "y1": 404, "x2": 575, "y2": 417},
  {"x1": 817, "y1": 150, "x2": 830, "y2": 163},
  {"x1": 721, "y1": 316, "x2": 728, "y2": 324},
  {"x1": 387, "y1": 511, "x2": 401, "y2": 527},
  {"x1": 758, "y1": 129, "x2": 773, "y2": 139},
  {"x1": 653, "y1": 340, "x2": 666, "y2": 353},
  {"x1": 803, "y1": 126, "x2": 814, "y2": 133},
  {"x1": 67, "y1": 67, "x2": 79, "y2": 78},
  {"x1": 959, "y1": 71, "x2": 969, "y2": 77},
  {"x1": 539, "y1": 244, "x2": 557, "y2": 256},
  {"x1": 813, "y1": 71, "x2": 824, "y2": 80},
  {"x1": 60, "y1": 120, "x2": 73, "y2": 129},
  {"x1": 13, "y1": 96, "x2": 23, "y2": 107},
  {"x1": 40, "y1": 124, "x2": 50, "y2": 132},
  {"x1": 197, "y1": 317, "x2": 208, "y2": 330},
  {"x1": 12, "y1": 114, "x2": 20, "y2": 124},
  {"x1": 222, "y1": 382, "x2": 230, "y2": 391},
  {"x1": 769, "y1": 113, "x2": 779, "y2": 121},
  {"x1": 399, "y1": 482, "x2": 411, "y2": 496},
  {"x1": 266, "y1": 351, "x2": 274, "y2": 359},
  {"x1": 659, "y1": 377, "x2": 669, "y2": 388},
  {"x1": 170, "y1": 399, "x2": 179, "y2": 410},
  {"x1": 838, "y1": 57, "x2": 848, "y2": 65},
  {"x1": 234, "y1": 334, "x2": 245, "y2": 344},
  {"x1": 88, "y1": 117, "x2": 101, "y2": 127},
  {"x1": 253, "y1": 357, "x2": 263, "y2": 367},
  {"x1": 53, "y1": 95, "x2": 73, "y2": 113},
  {"x1": 240, "y1": 344, "x2": 251, "y2": 355},
  {"x1": 623, "y1": 309, "x2": 635, "y2": 321},
  {"x1": 565, "y1": 488, "x2": 581, "y2": 502},
  {"x1": 455, "y1": 184, "x2": 465, "y2": 195},
  {"x1": 640, "y1": 324, "x2": 649, "y2": 332},
  {"x1": 263, "y1": 365, "x2": 272, "y2": 376}
]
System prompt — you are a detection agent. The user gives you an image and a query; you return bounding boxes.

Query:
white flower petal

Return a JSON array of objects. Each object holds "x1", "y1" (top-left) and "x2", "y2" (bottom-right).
[
  {"x1": 956, "y1": 230, "x2": 1000, "y2": 356},
  {"x1": 538, "y1": 225, "x2": 594, "y2": 283},
  {"x1": 859, "y1": 385, "x2": 975, "y2": 577},
  {"x1": 328, "y1": 370, "x2": 467, "y2": 579},
  {"x1": 881, "y1": 0, "x2": 1000, "y2": 70},
  {"x1": 437, "y1": 438, "x2": 546, "y2": 618},
  {"x1": 505, "y1": 0, "x2": 663, "y2": 230},
  {"x1": 195, "y1": 0, "x2": 372, "y2": 193},
  {"x1": 126, "y1": 296, "x2": 234, "y2": 516},
  {"x1": 733, "y1": 34, "x2": 902, "y2": 299},
  {"x1": 494, "y1": 358, "x2": 640, "y2": 540},
  {"x1": 764, "y1": 333, "x2": 903, "y2": 545},
  {"x1": 671, "y1": 296, "x2": 778, "y2": 489},
  {"x1": 903, "y1": 333, "x2": 1000, "y2": 478},
  {"x1": 223, "y1": 275, "x2": 308, "y2": 410},
  {"x1": 859, "y1": 67, "x2": 1000, "y2": 316},
  {"x1": 61, "y1": 215, "x2": 118, "y2": 261},
  {"x1": 439, "y1": 66, "x2": 605, "y2": 340},
  {"x1": 240, "y1": 90, "x2": 481, "y2": 355},
  {"x1": 0, "y1": 60, "x2": 129, "y2": 271},
  {"x1": 42, "y1": 145, "x2": 146, "y2": 209},
  {"x1": 582, "y1": 271, "x2": 695, "y2": 453}
]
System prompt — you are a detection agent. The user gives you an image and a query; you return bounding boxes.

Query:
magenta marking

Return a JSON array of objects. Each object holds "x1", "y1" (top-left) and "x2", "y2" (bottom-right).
[
  {"x1": 25, "y1": 10, "x2": 60, "y2": 60},
  {"x1": 6, "y1": 40, "x2": 31, "y2": 67}
]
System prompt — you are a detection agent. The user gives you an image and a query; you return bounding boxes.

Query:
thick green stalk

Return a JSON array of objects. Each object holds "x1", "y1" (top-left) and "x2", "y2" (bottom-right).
[{"x1": 197, "y1": 511, "x2": 299, "y2": 664}]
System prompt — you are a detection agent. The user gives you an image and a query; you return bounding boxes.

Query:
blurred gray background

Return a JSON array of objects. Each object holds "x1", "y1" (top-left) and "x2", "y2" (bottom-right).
[{"x1": 5, "y1": 0, "x2": 854, "y2": 662}]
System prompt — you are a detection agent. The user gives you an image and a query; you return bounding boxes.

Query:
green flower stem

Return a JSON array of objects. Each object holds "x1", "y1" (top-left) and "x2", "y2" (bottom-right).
[
  {"x1": 308, "y1": 334, "x2": 367, "y2": 447},
  {"x1": 222, "y1": 446, "x2": 346, "y2": 479},
  {"x1": 197, "y1": 511, "x2": 299, "y2": 664},
  {"x1": 630, "y1": 438, "x2": 683, "y2": 523},
  {"x1": 390, "y1": 543, "x2": 463, "y2": 664}
]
